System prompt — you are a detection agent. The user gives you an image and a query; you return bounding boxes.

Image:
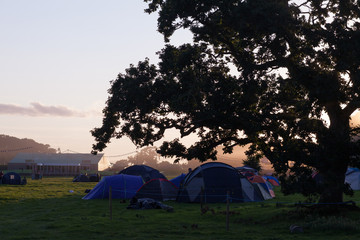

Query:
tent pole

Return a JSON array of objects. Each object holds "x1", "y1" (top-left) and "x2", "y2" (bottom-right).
[
  {"x1": 226, "y1": 190, "x2": 230, "y2": 231},
  {"x1": 200, "y1": 187, "x2": 204, "y2": 213},
  {"x1": 109, "y1": 186, "x2": 113, "y2": 220}
]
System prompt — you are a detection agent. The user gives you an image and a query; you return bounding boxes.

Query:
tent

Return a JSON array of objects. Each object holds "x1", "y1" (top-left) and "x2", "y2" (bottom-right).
[
  {"x1": 119, "y1": 165, "x2": 167, "y2": 182},
  {"x1": 236, "y1": 166, "x2": 259, "y2": 177},
  {"x1": 263, "y1": 176, "x2": 280, "y2": 187},
  {"x1": 73, "y1": 174, "x2": 90, "y2": 182},
  {"x1": 31, "y1": 173, "x2": 42, "y2": 180},
  {"x1": 2, "y1": 172, "x2": 22, "y2": 185},
  {"x1": 247, "y1": 175, "x2": 275, "y2": 198},
  {"x1": 177, "y1": 162, "x2": 264, "y2": 203},
  {"x1": 88, "y1": 174, "x2": 101, "y2": 182},
  {"x1": 82, "y1": 174, "x2": 143, "y2": 200},
  {"x1": 312, "y1": 171, "x2": 324, "y2": 185},
  {"x1": 170, "y1": 173, "x2": 186, "y2": 188},
  {"x1": 345, "y1": 167, "x2": 360, "y2": 190},
  {"x1": 135, "y1": 178, "x2": 178, "y2": 201},
  {"x1": 253, "y1": 183, "x2": 273, "y2": 200}
]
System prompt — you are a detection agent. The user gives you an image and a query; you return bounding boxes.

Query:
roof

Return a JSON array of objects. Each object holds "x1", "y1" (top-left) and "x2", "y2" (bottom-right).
[{"x1": 9, "y1": 153, "x2": 105, "y2": 165}]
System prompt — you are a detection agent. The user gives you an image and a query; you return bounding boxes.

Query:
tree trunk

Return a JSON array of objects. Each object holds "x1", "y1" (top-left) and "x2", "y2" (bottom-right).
[
  {"x1": 318, "y1": 169, "x2": 346, "y2": 203},
  {"x1": 317, "y1": 108, "x2": 350, "y2": 204}
]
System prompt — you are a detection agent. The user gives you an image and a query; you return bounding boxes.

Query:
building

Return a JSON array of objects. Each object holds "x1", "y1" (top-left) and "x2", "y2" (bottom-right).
[{"x1": 8, "y1": 153, "x2": 110, "y2": 176}]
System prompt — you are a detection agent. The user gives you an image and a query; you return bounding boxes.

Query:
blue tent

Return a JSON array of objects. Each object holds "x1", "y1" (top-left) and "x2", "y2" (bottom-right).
[
  {"x1": 2, "y1": 172, "x2": 22, "y2": 185},
  {"x1": 82, "y1": 174, "x2": 143, "y2": 200},
  {"x1": 119, "y1": 165, "x2": 166, "y2": 182},
  {"x1": 263, "y1": 175, "x2": 280, "y2": 186},
  {"x1": 177, "y1": 162, "x2": 264, "y2": 203},
  {"x1": 170, "y1": 173, "x2": 186, "y2": 188},
  {"x1": 345, "y1": 167, "x2": 360, "y2": 190}
]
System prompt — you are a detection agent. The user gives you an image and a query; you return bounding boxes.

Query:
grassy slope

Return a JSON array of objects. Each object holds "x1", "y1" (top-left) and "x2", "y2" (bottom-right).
[{"x1": 0, "y1": 178, "x2": 360, "y2": 240}]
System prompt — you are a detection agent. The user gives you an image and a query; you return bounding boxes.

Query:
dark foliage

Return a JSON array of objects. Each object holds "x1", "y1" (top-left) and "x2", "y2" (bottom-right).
[{"x1": 92, "y1": 1, "x2": 360, "y2": 203}]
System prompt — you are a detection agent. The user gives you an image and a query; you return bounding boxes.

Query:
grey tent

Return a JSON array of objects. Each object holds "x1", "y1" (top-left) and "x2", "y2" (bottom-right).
[
  {"x1": 119, "y1": 165, "x2": 166, "y2": 182},
  {"x1": 73, "y1": 174, "x2": 90, "y2": 182},
  {"x1": 177, "y1": 162, "x2": 264, "y2": 203},
  {"x1": 135, "y1": 178, "x2": 178, "y2": 201}
]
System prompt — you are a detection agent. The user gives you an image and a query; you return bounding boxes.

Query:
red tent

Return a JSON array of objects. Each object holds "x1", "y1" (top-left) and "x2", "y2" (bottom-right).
[{"x1": 248, "y1": 175, "x2": 275, "y2": 198}]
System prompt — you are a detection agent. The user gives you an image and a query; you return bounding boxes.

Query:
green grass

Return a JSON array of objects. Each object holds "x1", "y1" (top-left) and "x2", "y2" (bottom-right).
[{"x1": 1, "y1": 178, "x2": 360, "y2": 239}]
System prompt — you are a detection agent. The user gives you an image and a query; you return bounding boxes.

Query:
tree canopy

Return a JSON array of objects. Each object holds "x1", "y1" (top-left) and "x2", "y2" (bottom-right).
[{"x1": 92, "y1": 0, "x2": 360, "y2": 203}]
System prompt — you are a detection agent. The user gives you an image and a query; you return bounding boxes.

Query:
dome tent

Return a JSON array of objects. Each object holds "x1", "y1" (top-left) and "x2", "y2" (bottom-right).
[
  {"x1": 236, "y1": 166, "x2": 259, "y2": 177},
  {"x1": 72, "y1": 174, "x2": 90, "y2": 182},
  {"x1": 119, "y1": 165, "x2": 166, "y2": 182},
  {"x1": 177, "y1": 162, "x2": 264, "y2": 203},
  {"x1": 170, "y1": 173, "x2": 186, "y2": 188},
  {"x1": 247, "y1": 175, "x2": 275, "y2": 198},
  {"x1": 83, "y1": 174, "x2": 143, "y2": 200},
  {"x1": 2, "y1": 172, "x2": 22, "y2": 185},
  {"x1": 135, "y1": 178, "x2": 178, "y2": 201},
  {"x1": 263, "y1": 175, "x2": 280, "y2": 187},
  {"x1": 345, "y1": 167, "x2": 360, "y2": 190}
]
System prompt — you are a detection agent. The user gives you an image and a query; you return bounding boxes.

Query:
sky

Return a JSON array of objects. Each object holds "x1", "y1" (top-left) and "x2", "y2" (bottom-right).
[
  {"x1": 1, "y1": 1, "x2": 360, "y2": 163},
  {"x1": 0, "y1": 0, "x2": 193, "y2": 161}
]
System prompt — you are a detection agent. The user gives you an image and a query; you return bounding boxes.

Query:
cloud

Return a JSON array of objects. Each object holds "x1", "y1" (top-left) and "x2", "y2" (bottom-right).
[{"x1": 0, "y1": 102, "x2": 92, "y2": 117}]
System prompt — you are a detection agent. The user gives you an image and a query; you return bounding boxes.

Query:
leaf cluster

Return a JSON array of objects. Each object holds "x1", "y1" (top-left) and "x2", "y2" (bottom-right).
[{"x1": 93, "y1": 1, "x2": 360, "y2": 198}]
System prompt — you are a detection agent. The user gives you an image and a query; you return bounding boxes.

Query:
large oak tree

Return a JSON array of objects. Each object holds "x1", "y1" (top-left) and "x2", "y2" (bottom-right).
[{"x1": 92, "y1": 0, "x2": 360, "y2": 203}]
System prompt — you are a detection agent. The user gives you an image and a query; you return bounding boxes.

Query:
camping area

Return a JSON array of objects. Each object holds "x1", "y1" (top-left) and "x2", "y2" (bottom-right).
[
  {"x1": 1, "y1": 176, "x2": 360, "y2": 240},
  {"x1": 2, "y1": 1, "x2": 360, "y2": 239}
]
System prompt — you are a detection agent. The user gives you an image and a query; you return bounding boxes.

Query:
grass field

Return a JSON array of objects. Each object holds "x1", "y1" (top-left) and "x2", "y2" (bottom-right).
[{"x1": 1, "y1": 177, "x2": 360, "y2": 240}]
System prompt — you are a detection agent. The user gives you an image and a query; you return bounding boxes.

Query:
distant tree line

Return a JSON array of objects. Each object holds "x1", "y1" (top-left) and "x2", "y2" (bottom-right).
[
  {"x1": 109, "y1": 147, "x2": 200, "y2": 177},
  {"x1": 108, "y1": 146, "x2": 272, "y2": 177},
  {"x1": 0, "y1": 134, "x2": 56, "y2": 166}
]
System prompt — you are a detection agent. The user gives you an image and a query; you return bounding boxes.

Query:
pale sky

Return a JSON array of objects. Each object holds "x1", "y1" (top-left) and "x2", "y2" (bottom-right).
[
  {"x1": 0, "y1": 0, "x2": 192, "y2": 161},
  {"x1": 1, "y1": 1, "x2": 360, "y2": 163}
]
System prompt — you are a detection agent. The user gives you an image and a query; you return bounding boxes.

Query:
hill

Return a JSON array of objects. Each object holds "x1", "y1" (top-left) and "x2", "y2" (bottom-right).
[{"x1": 0, "y1": 134, "x2": 56, "y2": 165}]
